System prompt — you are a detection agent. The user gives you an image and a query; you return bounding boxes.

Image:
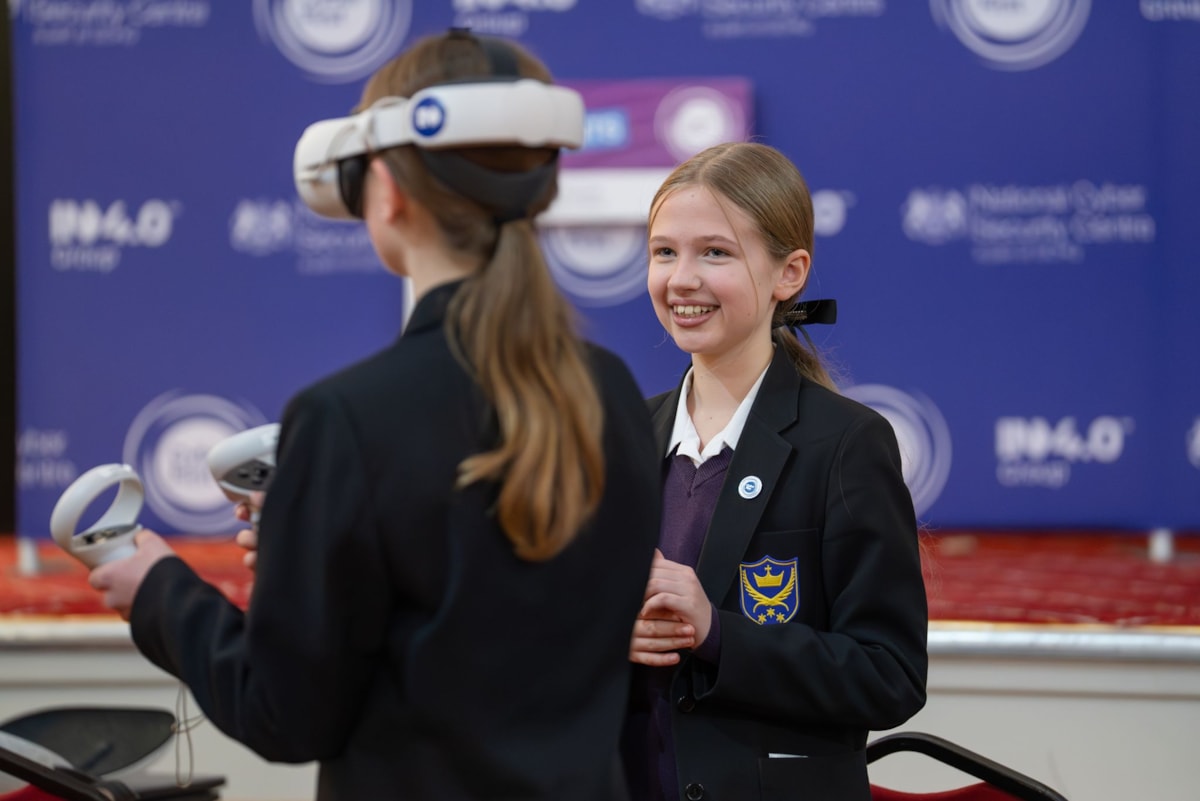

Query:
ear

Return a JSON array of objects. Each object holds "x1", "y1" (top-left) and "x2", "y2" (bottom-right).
[
  {"x1": 366, "y1": 157, "x2": 407, "y2": 221},
  {"x1": 773, "y1": 248, "x2": 811, "y2": 302}
]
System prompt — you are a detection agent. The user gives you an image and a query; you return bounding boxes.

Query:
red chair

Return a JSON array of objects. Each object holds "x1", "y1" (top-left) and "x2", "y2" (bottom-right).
[{"x1": 867, "y1": 732, "x2": 1069, "y2": 801}]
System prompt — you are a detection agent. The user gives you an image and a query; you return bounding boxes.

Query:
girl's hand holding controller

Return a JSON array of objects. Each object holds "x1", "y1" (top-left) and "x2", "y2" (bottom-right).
[
  {"x1": 88, "y1": 529, "x2": 176, "y2": 620},
  {"x1": 232, "y1": 493, "x2": 264, "y2": 572}
]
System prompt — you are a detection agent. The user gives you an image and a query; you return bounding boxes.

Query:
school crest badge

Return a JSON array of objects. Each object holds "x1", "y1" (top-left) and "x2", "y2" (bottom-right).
[{"x1": 739, "y1": 556, "x2": 799, "y2": 625}]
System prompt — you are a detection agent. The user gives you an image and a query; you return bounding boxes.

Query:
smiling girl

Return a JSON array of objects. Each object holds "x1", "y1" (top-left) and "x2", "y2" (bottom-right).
[{"x1": 623, "y1": 142, "x2": 929, "y2": 801}]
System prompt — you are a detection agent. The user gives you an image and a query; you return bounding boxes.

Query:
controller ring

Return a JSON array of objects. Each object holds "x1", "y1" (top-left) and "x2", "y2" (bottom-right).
[{"x1": 49, "y1": 463, "x2": 143, "y2": 566}]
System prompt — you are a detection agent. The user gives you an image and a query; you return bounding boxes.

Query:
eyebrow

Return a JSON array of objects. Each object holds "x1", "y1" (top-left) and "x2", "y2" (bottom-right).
[{"x1": 648, "y1": 234, "x2": 739, "y2": 248}]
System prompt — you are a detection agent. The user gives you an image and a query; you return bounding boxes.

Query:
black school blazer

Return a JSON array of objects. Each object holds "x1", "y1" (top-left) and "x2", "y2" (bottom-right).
[
  {"x1": 130, "y1": 280, "x2": 662, "y2": 801},
  {"x1": 635, "y1": 347, "x2": 928, "y2": 801}
]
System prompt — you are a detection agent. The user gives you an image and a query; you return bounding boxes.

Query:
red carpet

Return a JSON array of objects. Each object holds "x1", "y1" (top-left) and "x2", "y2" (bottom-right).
[
  {"x1": 2, "y1": 531, "x2": 1199, "y2": 627},
  {"x1": 920, "y1": 530, "x2": 1200, "y2": 627},
  {"x1": 0, "y1": 535, "x2": 253, "y2": 617}
]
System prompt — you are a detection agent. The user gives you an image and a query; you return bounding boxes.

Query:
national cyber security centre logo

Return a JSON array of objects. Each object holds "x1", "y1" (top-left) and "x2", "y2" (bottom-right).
[
  {"x1": 930, "y1": 0, "x2": 1091, "y2": 71},
  {"x1": 123, "y1": 391, "x2": 269, "y2": 533},
  {"x1": 635, "y1": 0, "x2": 885, "y2": 39},
  {"x1": 229, "y1": 197, "x2": 379, "y2": 275},
  {"x1": 842, "y1": 384, "x2": 952, "y2": 519},
  {"x1": 453, "y1": 0, "x2": 578, "y2": 38},
  {"x1": 12, "y1": 0, "x2": 210, "y2": 46},
  {"x1": 901, "y1": 181, "x2": 1156, "y2": 265},
  {"x1": 254, "y1": 0, "x2": 413, "y2": 83}
]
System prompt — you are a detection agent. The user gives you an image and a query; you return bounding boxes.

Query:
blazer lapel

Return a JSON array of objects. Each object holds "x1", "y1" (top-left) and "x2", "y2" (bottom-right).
[
  {"x1": 649, "y1": 384, "x2": 682, "y2": 461},
  {"x1": 695, "y1": 349, "x2": 801, "y2": 604}
]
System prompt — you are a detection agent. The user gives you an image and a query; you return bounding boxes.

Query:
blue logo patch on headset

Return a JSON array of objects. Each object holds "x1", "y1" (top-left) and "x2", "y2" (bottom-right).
[
  {"x1": 739, "y1": 556, "x2": 799, "y2": 625},
  {"x1": 412, "y1": 97, "x2": 446, "y2": 137}
]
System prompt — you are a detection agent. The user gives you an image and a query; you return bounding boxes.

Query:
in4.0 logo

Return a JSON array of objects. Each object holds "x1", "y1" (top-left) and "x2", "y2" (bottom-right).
[
  {"x1": 49, "y1": 199, "x2": 177, "y2": 248},
  {"x1": 995, "y1": 415, "x2": 1133, "y2": 488},
  {"x1": 48, "y1": 198, "x2": 180, "y2": 273}
]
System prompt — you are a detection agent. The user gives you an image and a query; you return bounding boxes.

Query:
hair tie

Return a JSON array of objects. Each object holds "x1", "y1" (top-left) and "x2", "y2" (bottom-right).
[{"x1": 778, "y1": 299, "x2": 837, "y2": 331}]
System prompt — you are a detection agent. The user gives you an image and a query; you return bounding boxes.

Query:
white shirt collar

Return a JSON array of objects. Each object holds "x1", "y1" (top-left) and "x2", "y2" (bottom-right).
[{"x1": 667, "y1": 363, "x2": 770, "y2": 465}]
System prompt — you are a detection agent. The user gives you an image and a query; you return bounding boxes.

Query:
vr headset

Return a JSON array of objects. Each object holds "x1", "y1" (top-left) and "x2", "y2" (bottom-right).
[{"x1": 293, "y1": 45, "x2": 585, "y2": 222}]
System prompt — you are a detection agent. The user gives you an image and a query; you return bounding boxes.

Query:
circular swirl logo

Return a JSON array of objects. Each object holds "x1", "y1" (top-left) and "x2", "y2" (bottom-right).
[
  {"x1": 123, "y1": 392, "x2": 269, "y2": 533},
  {"x1": 842, "y1": 383, "x2": 953, "y2": 518},
  {"x1": 813, "y1": 190, "x2": 853, "y2": 238},
  {"x1": 654, "y1": 86, "x2": 745, "y2": 163},
  {"x1": 254, "y1": 0, "x2": 413, "y2": 83},
  {"x1": 542, "y1": 226, "x2": 649, "y2": 307},
  {"x1": 930, "y1": 0, "x2": 1091, "y2": 71}
]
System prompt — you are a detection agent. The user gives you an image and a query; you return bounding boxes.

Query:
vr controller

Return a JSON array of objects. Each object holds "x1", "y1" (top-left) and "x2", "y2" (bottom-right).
[
  {"x1": 206, "y1": 423, "x2": 280, "y2": 527},
  {"x1": 49, "y1": 464, "x2": 143, "y2": 568},
  {"x1": 49, "y1": 424, "x2": 279, "y2": 569}
]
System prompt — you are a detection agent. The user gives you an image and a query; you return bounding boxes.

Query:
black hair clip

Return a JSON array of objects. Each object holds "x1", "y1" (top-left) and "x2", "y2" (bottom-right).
[{"x1": 779, "y1": 298, "x2": 837, "y2": 330}]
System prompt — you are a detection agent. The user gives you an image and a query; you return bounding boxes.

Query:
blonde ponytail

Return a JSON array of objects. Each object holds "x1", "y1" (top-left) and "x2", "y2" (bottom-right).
[{"x1": 449, "y1": 220, "x2": 606, "y2": 560}]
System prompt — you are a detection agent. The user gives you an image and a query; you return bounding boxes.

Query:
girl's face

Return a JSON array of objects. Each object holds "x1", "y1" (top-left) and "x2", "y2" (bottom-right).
[{"x1": 647, "y1": 186, "x2": 807, "y2": 367}]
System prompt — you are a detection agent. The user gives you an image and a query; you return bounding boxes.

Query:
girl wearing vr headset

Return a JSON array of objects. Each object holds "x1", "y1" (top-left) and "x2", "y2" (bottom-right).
[
  {"x1": 621, "y1": 142, "x2": 928, "y2": 801},
  {"x1": 88, "y1": 31, "x2": 660, "y2": 801}
]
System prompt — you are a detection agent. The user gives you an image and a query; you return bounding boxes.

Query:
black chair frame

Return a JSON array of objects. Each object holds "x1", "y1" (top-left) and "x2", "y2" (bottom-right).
[{"x1": 867, "y1": 731, "x2": 1069, "y2": 801}]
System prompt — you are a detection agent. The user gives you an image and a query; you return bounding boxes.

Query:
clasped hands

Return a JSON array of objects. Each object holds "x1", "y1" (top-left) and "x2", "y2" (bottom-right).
[{"x1": 629, "y1": 549, "x2": 713, "y2": 667}]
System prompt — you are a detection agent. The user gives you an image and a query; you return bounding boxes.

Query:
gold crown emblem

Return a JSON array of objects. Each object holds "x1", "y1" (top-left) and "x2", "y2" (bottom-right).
[{"x1": 754, "y1": 565, "x2": 784, "y2": 588}]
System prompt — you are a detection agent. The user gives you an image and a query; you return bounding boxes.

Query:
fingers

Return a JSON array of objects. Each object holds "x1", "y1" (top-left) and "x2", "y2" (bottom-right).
[
  {"x1": 637, "y1": 553, "x2": 712, "y2": 650},
  {"x1": 628, "y1": 616, "x2": 694, "y2": 670},
  {"x1": 87, "y1": 528, "x2": 161, "y2": 589},
  {"x1": 630, "y1": 635, "x2": 693, "y2": 654},
  {"x1": 103, "y1": 591, "x2": 133, "y2": 621},
  {"x1": 630, "y1": 631, "x2": 694, "y2": 653},
  {"x1": 642, "y1": 592, "x2": 688, "y2": 619},
  {"x1": 235, "y1": 528, "x2": 258, "y2": 550},
  {"x1": 87, "y1": 566, "x2": 110, "y2": 591},
  {"x1": 86, "y1": 532, "x2": 172, "y2": 620},
  {"x1": 630, "y1": 649, "x2": 682, "y2": 667},
  {"x1": 234, "y1": 528, "x2": 258, "y2": 572},
  {"x1": 643, "y1": 562, "x2": 699, "y2": 602},
  {"x1": 234, "y1": 492, "x2": 267, "y2": 522},
  {"x1": 634, "y1": 617, "x2": 694, "y2": 639}
]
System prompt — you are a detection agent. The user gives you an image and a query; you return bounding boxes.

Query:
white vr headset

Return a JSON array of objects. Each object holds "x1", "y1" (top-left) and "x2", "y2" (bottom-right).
[{"x1": 293, "y1": 79, "x2": 585, "y2": 221}]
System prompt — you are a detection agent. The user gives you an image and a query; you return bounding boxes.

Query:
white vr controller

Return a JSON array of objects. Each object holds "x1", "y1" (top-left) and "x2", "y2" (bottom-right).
[
  {"x1": 206, "y1": 423, "x2": 280, "y2": 526},
  {"x1": 49, "y1": 424, "x2": 280, "y2": 569},
  {"x1": 49, "y1": 463, "x2": 143, "y2": 568}
]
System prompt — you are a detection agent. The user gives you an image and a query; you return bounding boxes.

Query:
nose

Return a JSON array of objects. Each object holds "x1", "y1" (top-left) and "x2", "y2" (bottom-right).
[{"x1": 666, "y1": 253, "x2": 702, "y2": 292}]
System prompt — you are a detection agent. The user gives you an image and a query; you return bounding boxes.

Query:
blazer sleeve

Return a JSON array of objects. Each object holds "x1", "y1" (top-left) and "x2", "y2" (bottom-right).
[
  {"x1": 130, "y1": 385, "x2": 393, "y2": 763},
  {"x1": 691, "y1": 413, "x2": 929, "y2": 731}
]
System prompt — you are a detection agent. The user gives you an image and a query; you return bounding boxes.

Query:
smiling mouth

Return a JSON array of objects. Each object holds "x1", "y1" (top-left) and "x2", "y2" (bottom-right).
[{"x1": 673, "y1": 305, "x2": 717, "y2": 318}]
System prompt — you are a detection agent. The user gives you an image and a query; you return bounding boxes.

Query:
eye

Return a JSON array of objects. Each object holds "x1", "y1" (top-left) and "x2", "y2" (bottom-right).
[
  {"x1": 651, "y1": 246, "x2": 676, "y2": 259},
  {"x1": 705, "y1": 247, "x2": 730, "y2": 258}
]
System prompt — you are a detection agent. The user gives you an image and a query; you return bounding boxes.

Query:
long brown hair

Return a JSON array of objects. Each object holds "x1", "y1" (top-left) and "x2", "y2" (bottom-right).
[
  {"x1": 362, "y1": 33, "x2": 604, "y2": 561},
  {"x1": 649, "y1": 142, "x2": 837, "y2": 391}
]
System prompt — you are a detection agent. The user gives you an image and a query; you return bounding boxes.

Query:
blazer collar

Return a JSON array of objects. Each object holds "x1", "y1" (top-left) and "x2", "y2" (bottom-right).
[
  {"x1": 651, "y1": 347, "x2": 800, "y2": 458},
  {"x1": 402, "y1": 279, "x2": 466, "y2": 338},
  {"x1": 651, "y1": 374, "x2": 684, "y2": 459}
]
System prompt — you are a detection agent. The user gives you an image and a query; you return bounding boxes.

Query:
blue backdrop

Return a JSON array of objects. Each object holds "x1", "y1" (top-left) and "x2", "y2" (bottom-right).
[{"x1": 11, "y1": 1, "x2": 1199, "y2": 542}]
